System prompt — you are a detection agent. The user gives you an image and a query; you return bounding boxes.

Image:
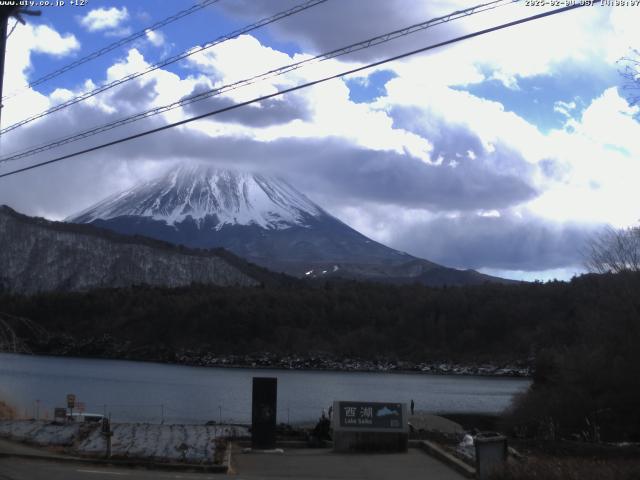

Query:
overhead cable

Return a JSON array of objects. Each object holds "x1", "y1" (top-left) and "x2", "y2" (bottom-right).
[
  {"x1": 0, "y1": 3, "x2": 588, "y2": 180},
  {"x1": 2, "y1": 0, "x2": 221, "y2": 101},
  {"x1": 0, "y1": 0, "x2": 515, "y2": 162},
  {"x1": 0, "y1": 0, "x2": 328, "y2": 135}
]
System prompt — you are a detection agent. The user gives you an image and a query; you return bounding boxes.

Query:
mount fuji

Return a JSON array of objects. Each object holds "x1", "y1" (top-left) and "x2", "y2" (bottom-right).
[{"x1": 68, "y1": 164, "x2": 505, "y2": 285}]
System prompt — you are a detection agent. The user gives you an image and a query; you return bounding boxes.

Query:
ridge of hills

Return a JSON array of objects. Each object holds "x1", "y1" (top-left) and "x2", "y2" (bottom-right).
[{"x1": 0, "y1": 205, "x2": 293, "y2": 294}]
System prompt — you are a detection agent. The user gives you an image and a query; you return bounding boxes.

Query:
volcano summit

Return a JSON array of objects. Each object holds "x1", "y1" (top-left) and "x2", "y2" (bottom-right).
[{"x1": 68, "y1": 164, "x2": 504, "y2": 285}]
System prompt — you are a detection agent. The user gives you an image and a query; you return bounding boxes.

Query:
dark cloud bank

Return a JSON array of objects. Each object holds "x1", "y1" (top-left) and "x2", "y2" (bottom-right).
[
  {"x1": 0, "y1": 49, "x2": 599, "y2": 273},
  {"x1": 386, "y1": 212, "x2": 594, "y2": 272}
]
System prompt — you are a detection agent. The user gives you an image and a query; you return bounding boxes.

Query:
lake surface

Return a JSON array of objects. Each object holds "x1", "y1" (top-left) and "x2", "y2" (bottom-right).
[{"x1": 0, "y1": 353, "x2": 530, "y2": 424}]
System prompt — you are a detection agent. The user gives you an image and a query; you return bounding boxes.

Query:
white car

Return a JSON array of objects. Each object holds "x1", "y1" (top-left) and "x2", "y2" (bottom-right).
[{"x1": 66, "y1": 412, "x2": 104, "y2": 423}]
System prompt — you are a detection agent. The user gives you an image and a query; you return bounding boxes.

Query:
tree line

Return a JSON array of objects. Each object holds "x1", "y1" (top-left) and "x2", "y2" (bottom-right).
[{"x1": 1, "y1": 270, "x2": 639, "y2": 440}]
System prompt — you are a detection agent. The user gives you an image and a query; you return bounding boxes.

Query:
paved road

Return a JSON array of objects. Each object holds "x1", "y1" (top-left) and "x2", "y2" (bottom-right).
[
  {"x1": 0, "y1": 439, "x2": 59, "y2": 457},
  {"x1": 0, "y1": 446, "x2": 466, "y2": 480},
  {"x1": 0, "y1": 450, "x2": 466, "y2": 480},
  {"x1": 0, "y1": 458, "x2": 220, "y2": 479},
  {"x1": 231, "y1": 447, "x2": 466, "y2": 480}
]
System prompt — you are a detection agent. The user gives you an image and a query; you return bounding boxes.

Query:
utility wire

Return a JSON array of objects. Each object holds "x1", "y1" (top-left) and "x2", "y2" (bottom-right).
[
  {"x1": 0, "y1": 0, "x2": 515, "y2": 163},
  {"x1": 0, "y1": 0, "x2": 328, "y2": 135},
  {"x1": 6, "y1": 19, "x2": 19, "y2": 39},
  {"x1": 1, "y1": 0, "x2": 221, "y2": 101},
  {"x1": 0, "y1": 3, "x2": 587, "y2": 180}
]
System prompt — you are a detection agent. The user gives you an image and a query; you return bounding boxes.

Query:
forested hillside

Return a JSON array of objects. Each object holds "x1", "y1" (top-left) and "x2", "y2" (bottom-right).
[
  {"x1": 2, "y1": 272, "x2": 639, "y2": 440},
  {"x1": 0, "y1": 273, "x2": 636, "y2": 360}
]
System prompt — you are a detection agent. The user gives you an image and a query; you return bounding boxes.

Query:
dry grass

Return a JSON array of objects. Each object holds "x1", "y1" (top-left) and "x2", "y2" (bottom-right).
[
  {"x1": 0, "y1": 400, "x2": 16, "y2": 420},
  {"x1": 490, "y1": 457, "x2": 640, "y2": 480}
]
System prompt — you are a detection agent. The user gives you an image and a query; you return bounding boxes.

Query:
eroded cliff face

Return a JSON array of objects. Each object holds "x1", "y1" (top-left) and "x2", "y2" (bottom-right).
[{"x1": 0, "y1": 206, "x2": 258, "y2": 294}]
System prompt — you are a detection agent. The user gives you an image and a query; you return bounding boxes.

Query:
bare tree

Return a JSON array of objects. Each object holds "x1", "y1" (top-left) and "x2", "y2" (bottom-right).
[
  {"x1": 0, "y1": 312, "x2": 49, "y2": 353},
  {"x1": 619, "y1": 49, "x2": 640, "y2": 111},
  {"x1": 584, "y1": 225, "x2": 640, "y2": 274}
]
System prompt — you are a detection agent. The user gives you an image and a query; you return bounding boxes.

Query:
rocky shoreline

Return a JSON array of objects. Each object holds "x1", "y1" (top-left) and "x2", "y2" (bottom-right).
[
  {"x1": 19, "y1": 334, "x2": 532, "y2": 377},
  {"x1": 173, "y1": 351, "x2": 532, "y2": 377}
]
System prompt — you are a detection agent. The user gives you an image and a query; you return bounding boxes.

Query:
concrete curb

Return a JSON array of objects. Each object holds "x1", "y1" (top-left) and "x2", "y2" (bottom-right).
[
  {"x1": 0, "y1": 451, "x2": 229, "y2": 473},
  {"x1": 412, "y1": 440, "x2": 476, "y2": 478}
]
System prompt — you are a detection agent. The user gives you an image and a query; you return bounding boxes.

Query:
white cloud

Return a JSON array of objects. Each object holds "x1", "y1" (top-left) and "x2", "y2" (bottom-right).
[
  {"x1": 3, "y1": 4, "x2": 640, "y2": 277},
  {"x1": 184, "y1": 35, "x2": 434, "y2": 160},
  {"x1": 79, "y1": 7, "x2": 129, "y2": 32},
  {"x1": 603, "y1": 6, "x2": 640, "y2": 62},
  {"x1": 30, "y1": 25, "x2": 80, "y2": 57},
  {"x1": 145, "y1": 29, "x2": 165, "y2": 47},
  {"x1": 554, "y1": 100, "x2": 577, "y2": 118},
  {"x1": 219, "y1": 1, "x2": 609, "y2": 90},
  {"x1": 187, "y1": 35, "x2": 295, "y2": 84},
  {"x1": 1, "y1": 22, "x2": 80, "y2": 129},
  {"x1": 530, "y1": 88, "x2": 640, "y2": 227},
  {"x1": 378, "y1": 78, "x2": 549, "y2": 167},
  {"x1": 0, "y1": 31, "x2": 543, "y2": 223}
]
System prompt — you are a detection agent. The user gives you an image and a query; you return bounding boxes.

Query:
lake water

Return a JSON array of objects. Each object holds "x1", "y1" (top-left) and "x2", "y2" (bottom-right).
[{"x1": 0, "y1": 353, "x2": 530, "y2": 425}]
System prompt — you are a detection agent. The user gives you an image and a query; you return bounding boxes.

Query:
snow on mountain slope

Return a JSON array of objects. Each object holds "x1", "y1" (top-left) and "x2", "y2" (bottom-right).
[
  {"x1": 68, "y1": 164, "x2": 323, "y2": 230},
  {"x1": 67, "y1": 164, "x2": 510, "y2": 286}
]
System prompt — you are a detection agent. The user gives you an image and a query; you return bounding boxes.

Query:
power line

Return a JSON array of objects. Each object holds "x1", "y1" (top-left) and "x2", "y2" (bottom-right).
[
  {"x1": 0, "y1": 0, "x2": 515, "y2": 163},
  {"x1": 0, "y1": 3, "x2": 587, "y2": 180},
  {"x1": 0, "y1": 0, "x2": 328, "y2": 136},
  {"x1": 6, "y1": 18, "x2": 18, "y2": 39},
  {"x1": 1, "y1": 0, "x2": 221, "y2": 101}
]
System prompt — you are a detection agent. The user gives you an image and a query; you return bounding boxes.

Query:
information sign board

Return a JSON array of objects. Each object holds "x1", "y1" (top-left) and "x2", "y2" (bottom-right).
[
  {"x1": 54, "y1": 408, "x2": 67, "y2": 421},
  {"x1": 332, "y1": 400, "x2": 408, "y2": 452},
  {"x1": 337, "y1": 401, "x2": 405, "y2": 430}
]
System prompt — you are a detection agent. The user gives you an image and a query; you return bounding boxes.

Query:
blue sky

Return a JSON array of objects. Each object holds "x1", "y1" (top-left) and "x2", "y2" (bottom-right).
[
  {"x1": 1, "y1": 0, "x2": 639, "y2": 281},
  {"x1": 347, "y1": 70, "x2": 398, "y2": 104},
  {"x1": 22, "y1": 0, "x2": 298, "y2": 96},
  {"x1": 455, "y1": 59, "x2": 623, "y2": 132}
]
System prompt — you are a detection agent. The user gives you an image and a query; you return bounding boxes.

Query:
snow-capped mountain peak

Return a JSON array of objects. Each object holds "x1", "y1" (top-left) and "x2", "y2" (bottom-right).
[
  {"x1": 68, "y1": 164, "x2": 324, "y2": 230},
  {"x1": 66, "y1": 163, "x2": 507, "y2": 286}
]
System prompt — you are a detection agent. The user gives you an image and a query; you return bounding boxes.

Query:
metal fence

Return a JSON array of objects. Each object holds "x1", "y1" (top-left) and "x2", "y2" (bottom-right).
[{"x1": 14, "y1": 399, "x2": 332, "y2": 426}]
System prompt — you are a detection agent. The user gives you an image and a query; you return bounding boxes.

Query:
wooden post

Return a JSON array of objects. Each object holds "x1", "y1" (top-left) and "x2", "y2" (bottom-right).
[{"x1": 0, "y1": 8, "x2": 11, "y2": 128}]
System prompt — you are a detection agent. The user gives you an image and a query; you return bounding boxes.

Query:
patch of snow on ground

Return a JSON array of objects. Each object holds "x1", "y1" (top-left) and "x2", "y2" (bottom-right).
[
  {"x1": 0, "y1": 420, "x2": 81, "y2": 446},
  {"x1": 0, "y1": 420, "x2": 248, "y2": 464}
]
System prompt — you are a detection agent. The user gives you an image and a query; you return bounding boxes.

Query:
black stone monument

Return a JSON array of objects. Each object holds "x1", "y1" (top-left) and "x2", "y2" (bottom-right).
[{"x1": 251, "y1": 377, "x2": 277, "y2": 449}]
